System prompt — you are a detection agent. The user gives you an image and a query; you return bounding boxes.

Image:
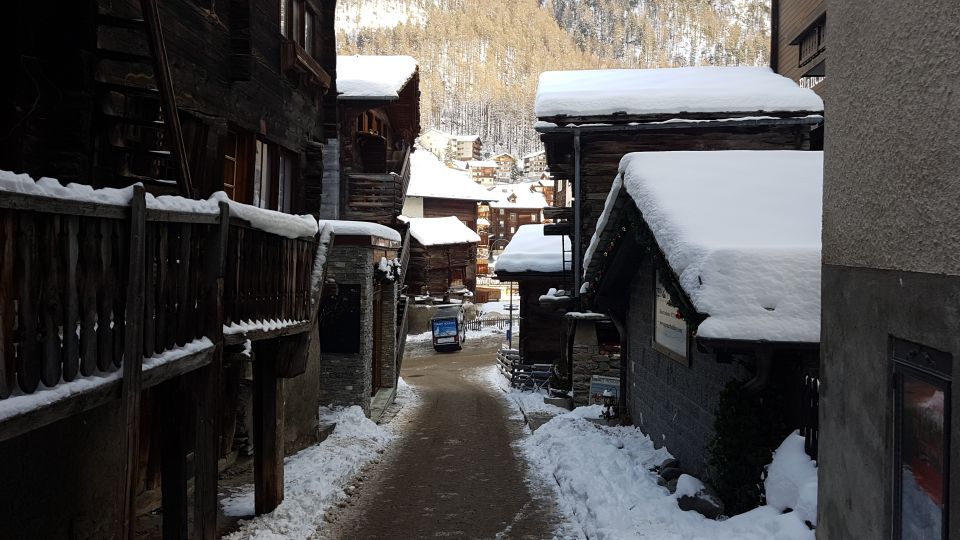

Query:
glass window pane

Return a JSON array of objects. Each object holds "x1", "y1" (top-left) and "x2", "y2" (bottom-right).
[
  {"x1": 899, "y1": 373, "x2": 946, "y2": 539},
  {"x1": 305, "y1": 11, "x2": 315, "y2": 56}
]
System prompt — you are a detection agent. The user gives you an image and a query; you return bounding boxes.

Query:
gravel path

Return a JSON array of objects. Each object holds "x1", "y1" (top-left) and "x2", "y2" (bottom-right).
[{"x1": 316, "y1": 336, "x2": 562, "y2": 539}]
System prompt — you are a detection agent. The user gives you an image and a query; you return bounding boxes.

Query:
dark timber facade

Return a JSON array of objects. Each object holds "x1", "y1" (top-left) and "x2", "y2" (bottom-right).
[{"x1": 0, "y1": 1, "x2": 338, "y2": 538}]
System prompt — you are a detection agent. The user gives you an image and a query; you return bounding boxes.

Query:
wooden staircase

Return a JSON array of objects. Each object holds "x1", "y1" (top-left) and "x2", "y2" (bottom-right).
[{"x1": 93, "y1": 1, "x2": 193, "y2": 196}]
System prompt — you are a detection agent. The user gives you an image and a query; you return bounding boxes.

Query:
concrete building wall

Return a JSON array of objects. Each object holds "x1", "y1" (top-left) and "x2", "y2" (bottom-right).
[
  {"x1": 819, "y1": 2, "x2": 960, "y2": 539},
  {"x1": 319, "y1": 244, "x2": 375, "y2": 413},
  {"x1": 625, "y1": 260, "x2": 751, "y2": 479},
  {"x1": 401, "y1": 196, "x2": 424, "y2": 218}
]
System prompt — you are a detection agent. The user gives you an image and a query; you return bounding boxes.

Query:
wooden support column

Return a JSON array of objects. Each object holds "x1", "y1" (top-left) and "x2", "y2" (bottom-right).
[
  {"x1": 120, "y1": 186, "x2": 147, "y2": 539},
  {"x1": 160, "y1": 377, "x2": 189, "y2": 540},
  {"x1": 193, "y1": 202, "x2": 229, "y2": 539},
  {"x1": 252, "y1": 339, "x2": 284, "y2": 514}
]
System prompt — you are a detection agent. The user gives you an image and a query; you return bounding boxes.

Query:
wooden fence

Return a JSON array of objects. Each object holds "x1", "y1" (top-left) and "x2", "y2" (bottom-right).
[{"x1": 466, "y1": 314, "x2": 517, "y2": 332}]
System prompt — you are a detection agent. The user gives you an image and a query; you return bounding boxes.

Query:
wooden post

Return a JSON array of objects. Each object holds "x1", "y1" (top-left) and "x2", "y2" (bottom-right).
[
  {"x1": 120, "y1": 186, "x2": 147, "y2": 539},
  {"x1": 160, "y1": 377, "x2": 188, "y2": 540},
  {"x1": 252, "y1": 339, "x2": 284, "y2": 514},
  {"x1": 193, "y1": 202, "x2": 229, "y2": 539}
]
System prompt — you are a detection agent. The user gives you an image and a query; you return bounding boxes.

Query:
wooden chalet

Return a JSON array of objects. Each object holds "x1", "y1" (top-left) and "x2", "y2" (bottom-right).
[
  {"x1": 581, "y1": 150, "x2": 823, "y2": 506},
  {"x1": 336, "y1": 55, "x2": 420, "y2": 226},
  {"x1": 535, "y1": 66, "x2": 825, "y2": 298},
  {"x1": 771, "y1": 0, "x2": 826, "y2": 93},
  {"x1": 487, "y1": 182, "x2": 547, "y2": 247},
  {"x1": 404, "y1": 217, "x2": 481, "y2": 300},
  {"x1": 403, "y1": 149, "x2": 493, "y2": 232},
  {"x1": 494, "y1": 224, "x2": 572, "y2": 364},
  {"x1": 0, "y1": 0, "x2": 340, "y2": 538}
]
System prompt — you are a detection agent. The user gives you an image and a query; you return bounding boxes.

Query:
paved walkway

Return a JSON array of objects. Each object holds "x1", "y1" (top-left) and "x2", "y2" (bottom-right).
[{"x1": 317, "y1": 336, "x2": 561, "y2": 539}]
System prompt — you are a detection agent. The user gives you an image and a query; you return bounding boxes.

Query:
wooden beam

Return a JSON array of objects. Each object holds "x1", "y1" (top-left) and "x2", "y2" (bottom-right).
[
  {"x1": 193, "y1": 201, "x2": 229, "y2": 539},
  {"x1": 120, "y1": 186, "x2": 147, "y2": 539},
  {"x1": 252, "y1": 339, "x2": 284, "y2": 515},
  {"x1": 160, "y1": 377, "x2": 189, "y2": 540},
  {"x1": 139, "y1": 0, "x2": 195, "y2": 198}
]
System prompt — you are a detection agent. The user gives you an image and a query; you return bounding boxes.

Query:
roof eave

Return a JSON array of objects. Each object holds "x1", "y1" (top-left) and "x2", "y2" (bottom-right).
[{"x1": 535, "y1": 114, "x2": 824, "y2": 134}]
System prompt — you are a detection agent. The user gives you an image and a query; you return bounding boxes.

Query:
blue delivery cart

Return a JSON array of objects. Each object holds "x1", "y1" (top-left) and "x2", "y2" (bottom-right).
[{"x1": 431, "y1": 305, "x2": 466, "y2": 352}]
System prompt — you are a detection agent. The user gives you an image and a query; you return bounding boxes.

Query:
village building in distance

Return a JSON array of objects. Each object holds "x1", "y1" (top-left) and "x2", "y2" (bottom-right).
[
  {"x1": 522, "y1": 150, "x2": 548, "y2": 178},
  {"x1": 487, "y1": 181, "x2": 548, "y2": 248},
  {"x1": 466, "y1": 159, "x2": 499, "y2": 186}
]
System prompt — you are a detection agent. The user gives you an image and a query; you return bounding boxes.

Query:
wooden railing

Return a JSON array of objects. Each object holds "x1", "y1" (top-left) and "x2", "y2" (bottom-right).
[
  {"x1": 342, "y1": 146, "x2": 411, "y2": 225},
  {"x1": 396, "y1": 226, "x2": 411, "y2": 291},
  {"x1": 0, "y1": 188, "x2": 319, "y2": 403}
]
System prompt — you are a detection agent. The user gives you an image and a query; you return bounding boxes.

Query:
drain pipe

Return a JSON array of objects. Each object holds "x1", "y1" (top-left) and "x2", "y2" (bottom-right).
[{"x1": 572, "y1": 130, "x2": 582, "y2": 303}]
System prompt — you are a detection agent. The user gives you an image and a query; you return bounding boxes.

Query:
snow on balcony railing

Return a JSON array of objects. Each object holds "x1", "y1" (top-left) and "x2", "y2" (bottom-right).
[{"x1": 0, "y1": 171, "x2": 323, "y2": 411}]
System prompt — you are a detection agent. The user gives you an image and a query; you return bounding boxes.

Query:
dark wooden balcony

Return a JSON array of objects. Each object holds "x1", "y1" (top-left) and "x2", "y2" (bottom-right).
[{"x1": 342, "y1": 145, "x2": 411, "y2": 225}]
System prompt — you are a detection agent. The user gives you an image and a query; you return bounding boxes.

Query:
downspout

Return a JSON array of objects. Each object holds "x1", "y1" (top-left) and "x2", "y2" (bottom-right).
[
  {"x1": 770, "y1": 0, "x2": 780, "y2": 73},
  {"x1": 572, "y1": 130, "x2": 582, "y2": 305}
]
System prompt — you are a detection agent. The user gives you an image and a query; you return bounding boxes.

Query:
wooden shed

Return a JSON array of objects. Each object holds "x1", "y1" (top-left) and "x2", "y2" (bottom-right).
[{"x1": 404, "y1": 216, "x2": 481, "y2": 300}]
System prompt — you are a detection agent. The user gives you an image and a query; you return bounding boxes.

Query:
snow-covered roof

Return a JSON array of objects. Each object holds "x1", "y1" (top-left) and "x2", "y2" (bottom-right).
[
  {"x1": 522, "y1": 150, "x2": 545, "y2": 160},
  {"x1": 407, "y1": 216, "x2": 480, "y2": 246},
  {"x1": 496, "y1": 224, "x2": 570, "y2": 274},
  {"x1": 535, "y1": 66, "x2": 824, "y2": 119},
  {"x1": 488, "y1": 182, "x2": 547, "y2": 209},
  {"x1": 406, "y1": 150, "x2": 494, "y2": 201},
  {"x1": 450, "y1": 134, "x2": 480, "y2": 142},
  {"x1": 337, "y1": 55, "x2": 418, "y2": 100},
  {"x1": 319, "y1": 219, "x2": 401, "y2": 242},
  {"x1": 587, "y1": 150, "x2": 823, "y2": 343}
]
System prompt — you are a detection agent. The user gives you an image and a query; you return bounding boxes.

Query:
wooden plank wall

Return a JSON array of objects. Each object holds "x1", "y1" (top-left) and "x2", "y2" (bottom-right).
[
  {"x1": 406, "y1": 240, "x2": 477, "y2": 296},
  {"x1": 775, "y1": 0, "x2": 827, "y2": 83},
  {"x1": 422, "y1": 198, "x2": 479, "y2": 230}
]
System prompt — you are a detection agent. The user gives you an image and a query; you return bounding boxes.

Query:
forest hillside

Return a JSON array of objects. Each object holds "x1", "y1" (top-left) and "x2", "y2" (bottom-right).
[{"x1": 337, "y1": 0, "x2": 771, "y2": 157}]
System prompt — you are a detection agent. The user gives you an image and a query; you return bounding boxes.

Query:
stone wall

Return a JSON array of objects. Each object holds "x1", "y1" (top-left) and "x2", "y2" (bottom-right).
[
  {"x1": 319, "y1": 244, "x2": 375, "y2": 413},
  {"x1": 625, "y1": 259, "x2": 751, "y2": 479},
  {"x1": 570, "y1": 318, "x2": 621, "y2": 406},
  {"x1": 377, "y1": 281, "x2": 398, "y2": 389}
]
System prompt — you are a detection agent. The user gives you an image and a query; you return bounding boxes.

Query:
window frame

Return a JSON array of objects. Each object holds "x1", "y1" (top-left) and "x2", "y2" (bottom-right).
[{"x1": 892, "y1": 337, "x2": 952, "y2": 540}]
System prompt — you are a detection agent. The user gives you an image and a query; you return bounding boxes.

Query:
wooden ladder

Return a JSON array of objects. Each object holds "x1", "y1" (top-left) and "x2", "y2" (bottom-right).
[{"x1": 94, "y1": 0, "x2": 194, "y2": 197}]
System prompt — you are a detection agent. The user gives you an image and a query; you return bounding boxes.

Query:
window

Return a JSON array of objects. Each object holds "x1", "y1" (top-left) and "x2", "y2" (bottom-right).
[
  {"x1": 510, "y1": 226, "x2": 515, "y2": 233},
  {"x1": 893, "y1": 338, "x2": 951, "y2": 540},
  {"x1": 653, "y1": 270, "x2": 688, "y2": 364},
  {"x1": 253, "y1": 139, "x2": 299, "y2": 212},
  {"x1": 280, "y1": 0, "x2": 321, "y2": 62}
]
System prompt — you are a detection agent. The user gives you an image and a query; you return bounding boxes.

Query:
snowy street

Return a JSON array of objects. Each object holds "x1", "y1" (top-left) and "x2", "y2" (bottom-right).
[{"x1": 316, "y1": 334, "x2": 565, "y2": 539}]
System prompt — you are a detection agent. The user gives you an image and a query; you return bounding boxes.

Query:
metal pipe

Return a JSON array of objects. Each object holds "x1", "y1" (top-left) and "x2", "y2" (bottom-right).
[{"x1": 573, "y1": 131, "x2": 582, "y2": 299}]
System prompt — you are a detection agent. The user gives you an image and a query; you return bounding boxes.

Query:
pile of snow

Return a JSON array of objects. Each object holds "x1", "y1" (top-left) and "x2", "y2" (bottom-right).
[
  {"x1": 535, "y1": 66, "x2": 824, "y2": 118},
  {"x1": 592, "y1": 151, "x2": 823, "y2": 343},
  {"x1": 406, "y1": 150, "x2": 493, "y2": 201},
  {"x1": 222, "y1": 406, "x2": 395, "y2": 539},
  {"x1": 407, "y1": 216, "x2": 480, "y2": 246},
  {"x1": 479, "y1": 365, "x2": 568, "y2": 422},
  {"x1": 337, "y1": 55, "x2": 418, "y2": 100},
  {"x1": 0, "y1": 170, "x2": 318, "y2": 239},
  {"x1": 538, "y1": 287, "x2": 571, "y2": 303},
  {"x1": 487, "y1": 181, "x2": 547, "y2": 209},
  {"x1": 765, "y1": 431, "x2": 819, "y2": 526},
  {"x1": 318, "y1": 219, "x2": 401, "y2": 242},
  {"x1": 518, "y1": 408, "x2": 816, "y2": 539},
  {"x1": 496, "y1": 224, "x2": 570, "y2": 274},
  {"x1": 210, "y1": 192, "x2": 318, "y2": 239}
]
